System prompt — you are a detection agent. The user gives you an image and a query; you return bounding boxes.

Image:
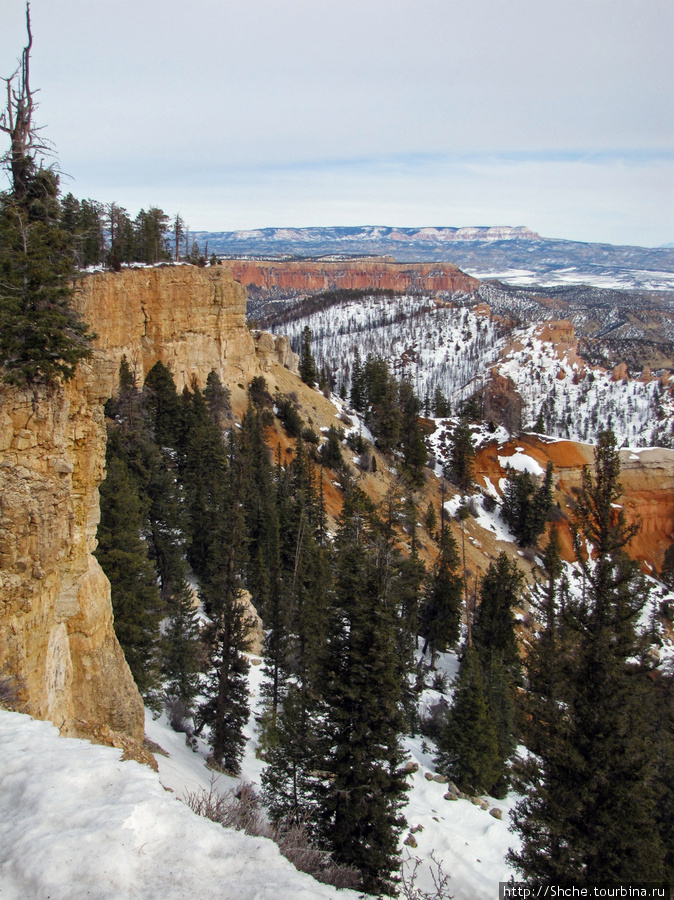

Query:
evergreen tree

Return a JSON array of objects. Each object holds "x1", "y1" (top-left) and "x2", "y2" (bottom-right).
[
  {"x1": 473, "y1": 553, "x2": 523, "y2": 792},
  {"x1": 95, "y1": 451, "x2": 161, "y2": 698},
  {"x1": 320, "y1": 425, "x2": 343, "y2": 469},
  {"x1": 509, "y1": 431, "x2": 666, "y2": 881},
  {"x1": 399, "y1": 379, "x2": 428, "y2": 487},
  {"x1": 204, "y1": 368, "x2": 231, "y2": 426},
  {"x1": 502, "y1": 462, "x2": 554, "y2": 548},
  {"x1": 522, "y1": 527, "x2": 567, "y2": 753},
  {"x1": 420, "y1": 524, "x2": 463, "y2": 665},
  {"x1": 197, "y1": 431, "x2": 251, "y2": 774},
  {"x1": 435, "y1": 644, "x2": 501, "y2": 795},
  {"x1": 424, "y1": 501, "x2": 437, "y2": 535},
  {"x1": 349, "y1": 347, "x2": 366, "y2": 412},
  {"x1": 314, "y1": 489, "x2": 408, "y2": 895},
  {"x1": 433, "y1": 387, "x2": 451, "y2": 418},
  {"x1": 299, "y1": 325, "x2": 317, "y2": 387},
  {"x1": 0, "y1": 167, "x2": 93, "y2": 385},
  {"x1": 161, "y1": 575, "x2": 202, "y2": 710},
  {"x1": 261, "y1": 682, "x2": 321, "y2": 826},
  {"x1": 473, "y1": 552, "x2": 522, "y2": 674},
  {"x1": 143, "y1": 361, "x2": 181, "y2": 448},
  {"x1": 445, "y1": 415, "x2": 475, "y2": 492}
]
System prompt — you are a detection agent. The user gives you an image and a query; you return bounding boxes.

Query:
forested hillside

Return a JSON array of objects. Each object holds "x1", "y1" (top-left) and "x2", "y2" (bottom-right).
[{"x1": 268, "y1": 292, "x2": 674, "y2": 448}]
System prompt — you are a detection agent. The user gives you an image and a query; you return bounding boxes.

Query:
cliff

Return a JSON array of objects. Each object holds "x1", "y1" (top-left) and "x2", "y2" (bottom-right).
[
  {"x1": 0, "y1": 264, "x2": 296, "y2": 744},
  {"x1": 0, "y1": 368, "x2": 144, "y2": 740},
  {"x1": 226, "y1": 258, "x2": 480, "y2": 303},
  {"x1": 475, "y1": 434, "x2": 674, "y2": 570},
  {"x1": 73, "y1": 264, "x2": 297, "y2": 395}
]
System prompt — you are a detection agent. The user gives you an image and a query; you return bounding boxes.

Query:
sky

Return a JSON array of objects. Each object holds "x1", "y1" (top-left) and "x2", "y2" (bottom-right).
[{"x1": 1, "y1": 0, "x2": 673, "y2": 247}]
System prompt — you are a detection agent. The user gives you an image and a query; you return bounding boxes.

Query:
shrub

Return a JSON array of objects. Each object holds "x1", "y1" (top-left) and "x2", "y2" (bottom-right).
[
  {"x1": 0, "y1": 671, "x2": 25, "y2": 712},
  {"x1": 482, "y1": 494, "x2": 497, "y2": 514},
  {"x1": 186, "y1": 781, "x2": 361, "y2": 890},
  {"x1": 274, "y1": 391, "x2": 303, "y2": 437}
]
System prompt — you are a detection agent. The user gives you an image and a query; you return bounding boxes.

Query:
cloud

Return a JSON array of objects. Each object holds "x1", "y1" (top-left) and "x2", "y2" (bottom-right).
[{"x1": 0, "y1": 0, "x2": 672, "y2": 245}]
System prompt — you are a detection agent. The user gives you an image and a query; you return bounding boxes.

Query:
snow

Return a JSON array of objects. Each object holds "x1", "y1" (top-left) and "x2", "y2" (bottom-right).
[
  {"x1": 0, "y1": 708, "x2": 356, "y2": 900},
  {"x1": 274, "y1": 293, "x2": 674, "y2": 449},
  {"x1": 498, "y1": 452, "x2": 545, "y2": 476},
  {"x1": 401, "y1": 735, "x2": 519, "y2": 900},
  {"x1": 0, "y1": 643, "x2": 523, "y2": 900}
]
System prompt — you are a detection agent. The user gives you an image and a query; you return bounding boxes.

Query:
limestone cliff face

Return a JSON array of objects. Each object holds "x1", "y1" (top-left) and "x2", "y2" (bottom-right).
[
  {"x1": 74, "y1": 265, "x2": 262, "y2": 394},
  {"x1": 227, "y1": 258, "x2": 479, "y2": 301},
  {"x1": 0, "y1": 367, "x2": 144, "y2": 739},
  {"x1": 0, "y1": 264, "x2": 296, "y2": 743}
]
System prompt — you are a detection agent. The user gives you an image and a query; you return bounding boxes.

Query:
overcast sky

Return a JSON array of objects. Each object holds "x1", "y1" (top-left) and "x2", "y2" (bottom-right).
[{"x1": 1, "y1": 0, "x2": 672, "y2": 246}]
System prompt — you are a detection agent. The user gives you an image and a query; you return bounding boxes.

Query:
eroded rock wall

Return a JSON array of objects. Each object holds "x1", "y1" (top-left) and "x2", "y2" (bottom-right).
[
  {"x1": 73, "y1": 265, "x2": 260, "y2": 394},
  {"x1": 227, "y1": 258, "x2": 480, "y2": 300},
  {"x1": 0, "y1": 367, "x2": 144, "y2": 739},
  {"x1": 0, "y1": 263, "x2": 293, "y2": 742}
]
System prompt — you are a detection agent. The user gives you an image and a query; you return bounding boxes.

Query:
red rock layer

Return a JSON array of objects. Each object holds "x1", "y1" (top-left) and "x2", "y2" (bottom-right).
[{"x1": 226, "y1": 258, "x2": 480, "y2": 297}]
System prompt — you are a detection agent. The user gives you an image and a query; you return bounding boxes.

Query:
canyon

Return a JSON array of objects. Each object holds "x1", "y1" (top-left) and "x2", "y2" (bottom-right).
[{"x1": 1, "y1": 262, "x2": 673, "y2": 748}]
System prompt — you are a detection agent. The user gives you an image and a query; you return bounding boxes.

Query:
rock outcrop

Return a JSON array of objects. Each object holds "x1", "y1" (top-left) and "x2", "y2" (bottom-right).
[
  {"x1": 0, "y1": 263, "x2": 295, "y2": 742},
  {"x1": 0, "y1": 368, "x2": 144, "y2": 740},
  {"x1": 73, "y1": 265, "x2": 296, "y2": 394},
  {"x1": 475, "y1": 434, "x2": 674, "y2": 569},
  {"x1": 226, "y1": 258, "x2": 479, "y2": 302}
]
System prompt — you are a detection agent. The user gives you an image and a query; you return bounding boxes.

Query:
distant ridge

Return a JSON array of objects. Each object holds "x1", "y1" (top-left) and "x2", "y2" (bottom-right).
[{"x1": 192, "y1": 226, "x2": 674, "y2": 292}]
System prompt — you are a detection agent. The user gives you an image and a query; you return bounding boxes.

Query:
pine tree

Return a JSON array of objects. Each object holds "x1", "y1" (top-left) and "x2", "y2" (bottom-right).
[
  {"x1": 314, "y1": 489, "x2": 407, "y2": 895},
  {"x1": 473, "y1": 552, "x2": 522, "y2": 674},
  {"x1": 349, "y1": 347, "x2": 366, "y2": 412},
  {"x1": 161, "y1": 575, "x2": 202, "y2": 711},
  {"x1": 0, "y1": 169, "x2": 93, "y2": 385},
  {"x1": 435, "y1": 644, "x2": 500, "y2": 795},
  {"x1": 509, "y1": 431, "x2": 666, "y2": 881},
  {"x1": 143, "y1": 361, "x2": 181, "y2": 448},
  {"x1": 95, "y1": 451, "x2": 161, "y2": 698},
  {"x1": 433, "y1": 387, "x2": 451, "y2": 418},
  {"x1": 424, "y1": 501, "x2": 437, "y2": 535},
  {"x1": 445, "y1": 415, "x2": 475, "y2": 492},
  {"x1": 399, "y1": 379, "x2": 428, "y2": 487},
  {"x1": 261, "y1": 682, "x2": 321, "y2": 827},
  {"x1": 197, "y1": 431, "x2": 252, "y2": 774},
  {"x1": 420, "y1": 524, "x2": 463, "y2": 666},
  {"x1": 521, "y1": 527, "x2": 567, "y2": 754},
  {"x1": 473, "y1": 552, "x2": 523, "y2": 792},
  {"x1": 299, "y1": 325, "x2": 317, "y2": 387}
]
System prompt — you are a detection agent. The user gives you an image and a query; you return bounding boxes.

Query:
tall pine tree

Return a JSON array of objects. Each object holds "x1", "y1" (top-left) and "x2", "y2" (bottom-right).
[{"x1": 509, "y1": 431, "x2": 666, "y2": 881}]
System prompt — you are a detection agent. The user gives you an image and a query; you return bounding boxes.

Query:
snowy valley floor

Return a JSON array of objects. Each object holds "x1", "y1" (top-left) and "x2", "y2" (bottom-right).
[{"x1": 0, "y1": 651, "x2": 520, "y2": 899}]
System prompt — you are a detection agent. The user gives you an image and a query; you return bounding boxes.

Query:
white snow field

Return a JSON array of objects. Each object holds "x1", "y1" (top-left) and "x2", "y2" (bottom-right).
[
  {"x1": 0, "y1": 708, "x2": 362, "y2": 900},
  {"x1": 0, "y1": 652, "x2": 520, "y2": 900}
]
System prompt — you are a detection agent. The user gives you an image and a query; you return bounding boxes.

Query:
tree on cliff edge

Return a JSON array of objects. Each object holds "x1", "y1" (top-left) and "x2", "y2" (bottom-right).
[{"x1": 0, "y1": 5, "x2": 92, "y2": 386}]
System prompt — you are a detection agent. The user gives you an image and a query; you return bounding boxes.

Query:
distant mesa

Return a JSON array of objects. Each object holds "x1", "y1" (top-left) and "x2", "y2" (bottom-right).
[{"x1": 190, "y1": 225, "x2": 674, "y2": 294}]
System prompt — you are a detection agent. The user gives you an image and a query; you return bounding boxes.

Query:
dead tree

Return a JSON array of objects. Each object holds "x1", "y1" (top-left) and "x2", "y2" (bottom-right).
[{"x1": 0, "y1": 4, "x2": 49, "y2": 199}]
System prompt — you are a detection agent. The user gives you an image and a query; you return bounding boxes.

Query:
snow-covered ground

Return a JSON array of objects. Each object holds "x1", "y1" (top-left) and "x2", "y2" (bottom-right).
[
  {"x1": 272, "y1": 294, "x2": 674, "y2": 448},
  {"x1": 0, "y1": 704, "x2": 359, "y2": 900},
  {"x1": 0, "y1": 650, "x2": 521, "y2": 900},
  {"x1": 273, "y1": 294, "x2": 507, "y2": 409},
  {"x1": 497, "y1": 323, "x2": 674, "y2": 447}
]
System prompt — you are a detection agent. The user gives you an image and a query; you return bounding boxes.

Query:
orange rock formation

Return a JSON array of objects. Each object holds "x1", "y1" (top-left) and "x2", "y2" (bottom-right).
[{"x1": 226, "y1": 258, "x2": 479, "y2": 298}]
